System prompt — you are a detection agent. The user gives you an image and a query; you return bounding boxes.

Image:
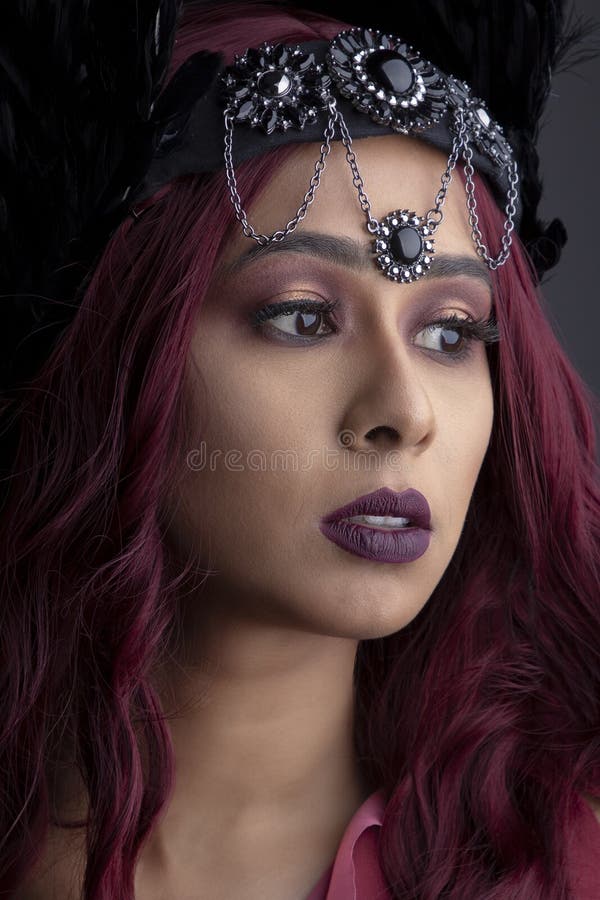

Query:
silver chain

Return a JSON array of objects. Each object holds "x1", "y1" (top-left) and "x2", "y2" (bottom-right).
[
  {"x1": 424, "y1": 107, "x2": 469, "y2": 233},
  {"x1": 334, "y1": 109, "x2": 380, "y2": 233},
  {"x1": 335, "y1": 105, "x2": 468, "y2": 237},
  {"x1": 224, "y1": 97, "x2": 518, "y2": 270},
  {"x1": 223, "y1": 102, "x2": 338, "y2": 245},
  {"x1": 463, "y1": 141, "x2": 519, "y2": 268}
]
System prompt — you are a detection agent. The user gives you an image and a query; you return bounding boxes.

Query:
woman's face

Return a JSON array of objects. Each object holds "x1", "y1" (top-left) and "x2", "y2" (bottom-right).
[{"x1": 169, "y1": 133, "x2": 494, "y2": 640}]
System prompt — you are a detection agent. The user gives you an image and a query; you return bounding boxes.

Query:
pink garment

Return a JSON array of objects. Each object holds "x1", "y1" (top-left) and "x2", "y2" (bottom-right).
[
  {"x1": 304, "y1": 788, "x2": 390, "y2": 900},
  {"x1": 304, "y1": 789, "x2": 600, "y2": 900}
]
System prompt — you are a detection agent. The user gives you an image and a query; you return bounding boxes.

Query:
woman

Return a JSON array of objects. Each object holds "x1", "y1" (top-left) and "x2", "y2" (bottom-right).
[{"x1": 1, "y1": 2, "x2": 599, "y2": 899}]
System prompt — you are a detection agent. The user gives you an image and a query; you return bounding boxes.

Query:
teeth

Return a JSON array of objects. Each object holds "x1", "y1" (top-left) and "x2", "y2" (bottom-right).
[{"x1": 345, "y1": 515, "x2": 412, "y2": 528}]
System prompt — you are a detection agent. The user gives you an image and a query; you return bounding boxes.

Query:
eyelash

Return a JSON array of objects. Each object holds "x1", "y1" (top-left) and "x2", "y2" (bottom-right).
[{"x1": 249, "y1": 297, "x2": 500, "y2": 362}]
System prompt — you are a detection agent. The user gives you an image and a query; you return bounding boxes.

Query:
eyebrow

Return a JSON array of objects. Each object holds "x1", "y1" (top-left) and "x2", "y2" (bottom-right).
[{"x1": 220, "y1": 230, "x2": 492, "y2": 288}]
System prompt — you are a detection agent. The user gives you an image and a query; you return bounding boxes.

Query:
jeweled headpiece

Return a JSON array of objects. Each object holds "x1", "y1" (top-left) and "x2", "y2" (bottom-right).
[
  {"x1": 0, "y1": 0, "x2": 593, "y2": 400},
  {"x1": 196, "y1": 26, "x2": 520, "y2": 284}
]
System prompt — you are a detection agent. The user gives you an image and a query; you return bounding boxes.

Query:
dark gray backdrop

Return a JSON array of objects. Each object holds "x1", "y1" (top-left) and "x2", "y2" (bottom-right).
[{"x1": 537, "y1": 0, "x2": 599, "y2": 411}]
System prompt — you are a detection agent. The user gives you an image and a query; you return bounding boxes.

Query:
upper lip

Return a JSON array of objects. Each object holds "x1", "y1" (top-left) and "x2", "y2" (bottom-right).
[{"x1": 321, "y1": 487, "x2": 432, "y2": 530}]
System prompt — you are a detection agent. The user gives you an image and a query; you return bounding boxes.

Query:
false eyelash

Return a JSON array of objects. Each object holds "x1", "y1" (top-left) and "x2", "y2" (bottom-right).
[
  {"x1": 249, "y1": 298, "x2": 500, "y2": 359},
  {"x1": 423, "y1": 312, "x2": 500, "y2": 345},
  {"x1": 249, "y1": 298, "x2": 340, "y2": 326}
]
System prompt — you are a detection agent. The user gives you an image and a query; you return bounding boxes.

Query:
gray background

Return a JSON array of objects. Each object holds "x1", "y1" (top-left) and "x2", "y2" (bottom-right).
[{"x1": 537, "y1": 0, "x2": 599, "y2": 413}]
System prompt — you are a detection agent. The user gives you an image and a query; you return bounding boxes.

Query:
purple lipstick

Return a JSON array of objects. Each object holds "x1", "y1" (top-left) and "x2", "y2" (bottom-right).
[{"x1": 319, "y1": 486, "x2": 432, "y2": 564}]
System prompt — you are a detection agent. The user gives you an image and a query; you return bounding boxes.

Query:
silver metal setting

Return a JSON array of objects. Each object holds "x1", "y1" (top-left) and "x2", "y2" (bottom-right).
[
  {"x1": 373, "y1": 211, "x2": 435, "y2": 282},
  {"x1": 327, "y1": 27, "x2": 449, "y2": 133},
  {"x1": 367, "y1": 109, "x2": 468, "y2": 281},
  {"x1": 463, "y1": 103, "x2": 513, "y2": 171},
  {"x1": 446, "y1": 76, "x2": 514, "y2": 171},
  {"x1": 221, "y1": 41, "x2": 332, "y2": 133},
  {"x1": 218, "y1": 28, "x2": 520, "y2": 279}
]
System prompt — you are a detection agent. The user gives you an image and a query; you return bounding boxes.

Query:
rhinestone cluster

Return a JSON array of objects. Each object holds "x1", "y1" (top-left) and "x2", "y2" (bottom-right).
[
  {"x1": 327, "y1": 27, "x2": 448, "y2": 133},
  {"x1": 219, "y1": 27, "x2": 518, "y2": 283},
  {"x1": 221, "y1": 28, "x2": 515, "y2": 172},
  {"x1": 221, "y1": 42, "x2": 332, "y2": 133},
  {"x1": 446, "y1": 76, "x2": 513, "y2": 169},
  {"x1": 374, "y1": 211, "x2": 435, "y2": 282}
]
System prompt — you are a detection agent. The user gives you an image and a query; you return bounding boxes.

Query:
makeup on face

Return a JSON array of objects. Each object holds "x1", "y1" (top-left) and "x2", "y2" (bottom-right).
[
  {"x1": 207, "y1": 234, "x2": 496, "y2": 372},
  {"x1": 174, "y1": 133, "x2": 494, "y2": 649},
  {"x1": 319, "y1": 486, "x2": 432, "y2": 564},
  {"x1": 215, "y1": 231, "x2": 493, "y2": 321}
]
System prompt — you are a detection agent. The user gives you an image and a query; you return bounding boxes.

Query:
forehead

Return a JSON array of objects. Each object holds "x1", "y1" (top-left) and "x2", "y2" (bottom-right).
[{"x1": 224, "y1": 132, "x2": 476, "y2": 266}]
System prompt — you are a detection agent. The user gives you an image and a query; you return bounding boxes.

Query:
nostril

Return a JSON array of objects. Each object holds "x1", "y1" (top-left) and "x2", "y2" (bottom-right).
[{"x1": 365, "y1": 425, "x2": 400, "y2": 442}]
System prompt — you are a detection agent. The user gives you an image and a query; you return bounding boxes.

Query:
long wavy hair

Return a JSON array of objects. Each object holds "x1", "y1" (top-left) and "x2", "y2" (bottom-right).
[{"x1": 1, "y1": 3, "x2": 599, "y2": 899}]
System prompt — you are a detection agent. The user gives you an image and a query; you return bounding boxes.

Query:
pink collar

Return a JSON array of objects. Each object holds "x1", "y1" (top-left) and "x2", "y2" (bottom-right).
[
  {"x1": 306, "y1": 788, "x2": 600, "y2": 900},
  {"x1": 305, "y1": 789, "x2": 389, "y2": 900}
]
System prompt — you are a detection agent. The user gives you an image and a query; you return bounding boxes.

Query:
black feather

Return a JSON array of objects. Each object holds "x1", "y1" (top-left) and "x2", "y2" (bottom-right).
[
  {"x1": 0, "y1": 0, "x2": 220, "y2": 394},
  {"x1": 1, "y1": 0, "x2": 598, "y2": 399}
]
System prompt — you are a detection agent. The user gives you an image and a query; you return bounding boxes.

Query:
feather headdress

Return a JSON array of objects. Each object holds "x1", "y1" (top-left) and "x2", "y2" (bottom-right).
[{"x1": 0, "y1": 0, "x2": 596, "y2": 400}]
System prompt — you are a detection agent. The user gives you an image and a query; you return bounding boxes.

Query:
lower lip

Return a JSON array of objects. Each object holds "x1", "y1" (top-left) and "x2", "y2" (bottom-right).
[{"x1": 319, "y1": 518, "x2": 431, "y2": 564}]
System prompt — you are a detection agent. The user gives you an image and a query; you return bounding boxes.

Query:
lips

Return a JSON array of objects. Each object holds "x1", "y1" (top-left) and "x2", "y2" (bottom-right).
[
  {"x1": 321, "y1": 486, "x2": 431, "y2": 530},
  {"x1": 319, "y1": 487, "x2": 432, "y2": 564}
]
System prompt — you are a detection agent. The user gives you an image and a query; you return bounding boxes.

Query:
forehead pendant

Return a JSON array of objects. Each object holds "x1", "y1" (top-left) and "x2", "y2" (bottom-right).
[{"x1": 220, "y1": 27, "x2": 519, "y2": 283}]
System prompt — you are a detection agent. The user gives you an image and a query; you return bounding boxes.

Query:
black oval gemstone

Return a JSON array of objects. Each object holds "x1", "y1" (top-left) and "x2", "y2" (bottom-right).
[
  {"x1": 261, "y1": 108, "x2": 279, "y2": 134},
  {"x1": 257, "y1": 69, "x2": 291, "y2": 97},
  {"x1": 365, "y1": 50, "x2": 415, "y2": 95},
  {"x1": 390, "y1": 226, "x2": 423, "y2": 264}
]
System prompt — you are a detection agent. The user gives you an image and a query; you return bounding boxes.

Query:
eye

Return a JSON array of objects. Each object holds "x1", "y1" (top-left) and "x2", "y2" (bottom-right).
[
  {"x1": 249, "y1": 298, "x2": 338, "y2": 339},
  {"x1": 413, "y1": 313, "x2": 500, "y2": 361},
  {"x1": 249, "y1": 299, "x2": 500, "y2": 358},
  {"x1": 416, "y1": 316, "x2": 473, "y2": 356}
]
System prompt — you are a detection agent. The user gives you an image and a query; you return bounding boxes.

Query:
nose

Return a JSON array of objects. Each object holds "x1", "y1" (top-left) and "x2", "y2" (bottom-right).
[{"x1": 338, "y1": 322, "x2": 436, "y2": 456}]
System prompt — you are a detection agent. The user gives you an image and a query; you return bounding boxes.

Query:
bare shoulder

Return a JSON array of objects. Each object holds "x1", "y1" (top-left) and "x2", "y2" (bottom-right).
[{"x1": 581, "y1": 791, "x2": 600, "y2": 825}]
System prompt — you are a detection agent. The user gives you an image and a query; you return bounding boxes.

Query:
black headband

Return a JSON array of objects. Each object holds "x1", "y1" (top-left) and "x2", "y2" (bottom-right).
[
  {"x1": 1, "y1": 0, "x2": 584, "y2": 398},
  {"x1": 133, "y1": 26, "x2": 519, "y2": 285},
  {"x1": 137, "y1": 35, "x2": 521, "y2": 227}
]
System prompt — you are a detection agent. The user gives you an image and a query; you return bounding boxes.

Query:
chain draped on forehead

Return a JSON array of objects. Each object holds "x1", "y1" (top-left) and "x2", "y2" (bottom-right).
[{"x1": 218, "y1": 26, "x2": 519, "y2": 285}]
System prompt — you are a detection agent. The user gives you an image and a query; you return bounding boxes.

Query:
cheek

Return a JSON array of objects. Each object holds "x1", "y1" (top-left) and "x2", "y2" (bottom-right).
[
  {"x1": 173, "y1": 361, "x2": 303, "y2": 553},
  {"x1": 187, "y1": 335, "x2": 327, "y2": 456},
  {"x1": 438, "y1": 371, "x2": 494, "y2": 495}
]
